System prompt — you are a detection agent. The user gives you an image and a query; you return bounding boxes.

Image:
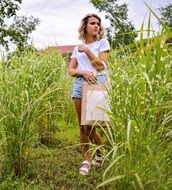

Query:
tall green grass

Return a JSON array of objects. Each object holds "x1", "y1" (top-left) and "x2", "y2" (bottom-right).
[
  {"x1": 0, "y1": 8, "x2": 171, "y2": 190},
  {"x1": 96, "y1": 12, "x2": 172, "y2": 190},
  {"x1": 0, "y1": 50, "x2": 75, "y2": 176}
]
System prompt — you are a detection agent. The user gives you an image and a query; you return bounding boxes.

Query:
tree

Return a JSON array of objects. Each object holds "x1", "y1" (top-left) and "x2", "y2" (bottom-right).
[
  {"x1": 0, "y1": 0, "x2": 40, "y2": 50},
  {"x1": 90, "y1": 0, "x2": 137, "y2": 48},
  {"x1": 158, "y1": 3, "x2": 172, "y2": 30}
]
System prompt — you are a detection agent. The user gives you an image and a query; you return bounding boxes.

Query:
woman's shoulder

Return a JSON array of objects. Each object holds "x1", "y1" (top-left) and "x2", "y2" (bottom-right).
[
  {"x1": 99, "y1": 38, "x2": 109, "y2": 44},
  {"x1": 98, "y1": 38, "x2": 110, "y2": 51},
  {"x1": 73, "y1": 45, "x2": 79, "y2": 51}
]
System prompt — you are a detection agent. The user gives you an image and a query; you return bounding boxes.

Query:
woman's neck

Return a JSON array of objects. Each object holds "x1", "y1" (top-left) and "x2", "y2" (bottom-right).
[{"x1": 85, "y1": 36, "x2": 97, "y2": 44}]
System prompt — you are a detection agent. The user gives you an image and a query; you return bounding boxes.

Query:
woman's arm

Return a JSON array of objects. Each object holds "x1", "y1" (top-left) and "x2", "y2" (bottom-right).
[
  {"x1": 68, "y1": 58, "x2": 97, "y2": 83},
  {"x1": 78, "y1": 44, "x2": 110, "y2": 71},
  {"x1": 68, "y1": 58, "x2": 83, "y2": 77}
]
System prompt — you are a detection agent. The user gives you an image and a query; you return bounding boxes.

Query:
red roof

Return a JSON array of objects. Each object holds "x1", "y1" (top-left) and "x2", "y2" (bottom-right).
[{"x1": 46, "y1": 45, "x2": 76, "y2": 54}]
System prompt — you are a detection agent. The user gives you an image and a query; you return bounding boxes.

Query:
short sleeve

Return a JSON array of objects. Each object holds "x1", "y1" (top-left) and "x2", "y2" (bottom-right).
[
  {"x1": 99, "y1": 39, "x2": 110, "y2": 52},
  {"x1": 70, "y1": 46, "x2": 77, "y2": 59}
]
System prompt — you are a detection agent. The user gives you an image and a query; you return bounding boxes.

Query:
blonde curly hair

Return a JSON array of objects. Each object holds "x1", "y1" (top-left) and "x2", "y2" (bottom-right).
[{"x1": 78, "y1": 13, "x2": 105, "y2": 42}]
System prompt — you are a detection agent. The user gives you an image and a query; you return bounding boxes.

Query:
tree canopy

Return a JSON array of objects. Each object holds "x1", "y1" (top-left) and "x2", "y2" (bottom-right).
[
  {"x1": 158, "y1": 3, "x2": 172, "y2": 30},
  {"x1": 90, "y1": 0, "x2": 137, "y2": 48},
  {"x1": 0, "y1": 0, "x2": 40, "y2": 50}
]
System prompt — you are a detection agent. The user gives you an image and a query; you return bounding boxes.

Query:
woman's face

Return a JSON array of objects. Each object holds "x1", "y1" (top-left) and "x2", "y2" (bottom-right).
[{"x1": 86, "y1": 16, "x2": 100, "y2": 37}]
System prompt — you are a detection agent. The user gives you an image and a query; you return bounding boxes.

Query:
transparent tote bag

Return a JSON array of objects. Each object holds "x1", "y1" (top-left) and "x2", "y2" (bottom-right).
[
  {"x1": 81, "y1": 63, "x2": 111, "y2": 126},
  {"x1": 81, "y1": 81, "x2": 111, "y2": 126}
]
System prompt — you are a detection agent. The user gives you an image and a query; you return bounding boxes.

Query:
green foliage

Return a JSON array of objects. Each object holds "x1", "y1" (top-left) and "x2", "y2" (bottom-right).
[
  {"x1": 103, "y1": 43, "x2": 172, "y2": 188},
  {"x1": 0, "y1": 39, "x2": 171, "y2": 190},
  {"x1": 0, "y1": 6, "x2": 171, "y2": 189},
  {"x1": 0, "y1": 0, "x2": 40, "y2": 50},
  {"x1": 0, "y1": 50, "x2": 74, "y2": 176},
  {"x1": 90, "y1": 0, "x2": 137, "y2": 48},
  {"x1": 0, "y1": 0, "x2": 22, "y2": 24},
  {"x1": 158, "y1": 3, "x2": 172, "y2": 30},
  {"x1": 9, "y1": 15, "x2": 40, "y2": 50},
  {"x1": 95, "y1": 13, "x2": 172, "y2": 189},
  {"x1": 0, "y1": 140, "x2": 106, "y2": 190}
]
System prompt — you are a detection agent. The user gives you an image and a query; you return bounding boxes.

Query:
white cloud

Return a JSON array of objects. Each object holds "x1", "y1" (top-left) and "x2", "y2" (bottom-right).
[
  {"x1": 18, "y1": 0, "x2": 106, "y2": 49},
  {"x1": 119, "y1": 0, "x2": 170, "y2": 30},
  {"x1": 2, "y1": 0, "x2": 171, "y2": 51}
]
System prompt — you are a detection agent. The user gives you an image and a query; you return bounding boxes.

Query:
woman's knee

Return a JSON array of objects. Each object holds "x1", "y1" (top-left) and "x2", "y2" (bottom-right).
[
  {"x1": 85, "y1": 126, "x2": 96, "y2": 137},
  {"x1": 80, "y1": 125, "x2": 85, "y2": 133},
  {"x1": 84, "y1": 126, "x2": 90, "y2": 135}
]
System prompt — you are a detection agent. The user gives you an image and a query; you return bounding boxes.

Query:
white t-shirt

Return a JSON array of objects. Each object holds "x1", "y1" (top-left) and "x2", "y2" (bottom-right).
[{"x1": 71, "y1": 38, "x2": 110, "y2": 74}]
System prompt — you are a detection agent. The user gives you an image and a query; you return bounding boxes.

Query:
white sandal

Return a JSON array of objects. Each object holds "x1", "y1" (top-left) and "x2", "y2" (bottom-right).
[
  {"x1": 91, "y1": 155, "x2": 103, "y2": 167},
  {"x1": 79, "y1": 160, "x2": 90, "y2": 175}
]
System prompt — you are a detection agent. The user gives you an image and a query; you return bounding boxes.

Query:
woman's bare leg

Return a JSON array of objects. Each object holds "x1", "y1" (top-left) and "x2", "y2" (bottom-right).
[
  {"x1": 86, "y1": 126, "x2": 103, "y2": 157},
  {"x1": 73, "y1": 98, "x2": 90, "y2": 161},
  {"x1": 74, "y1": 98, "x2": 103, "y2": 160}
]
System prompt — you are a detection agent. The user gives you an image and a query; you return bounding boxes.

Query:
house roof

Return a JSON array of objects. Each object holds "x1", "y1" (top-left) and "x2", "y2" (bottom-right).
[{"x1": 46, "y1": 45, "x2": 76, "y2": 54}]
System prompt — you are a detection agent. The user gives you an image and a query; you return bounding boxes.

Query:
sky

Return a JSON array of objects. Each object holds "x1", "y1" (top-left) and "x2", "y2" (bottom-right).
[{"x1": 5, "y1": 0, "x2": 172, "y2": 50}]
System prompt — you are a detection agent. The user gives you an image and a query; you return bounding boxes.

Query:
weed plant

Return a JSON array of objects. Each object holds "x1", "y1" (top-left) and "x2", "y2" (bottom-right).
[
  {"x1": 0, "y1": 50, "x2": 75, "y2": 176},
  {"x1": 0, "y1": 8, "x2": 171, "y2": 190},
  {"x1": 96, "y1": 13, "x2": 172, "y2": 190}
]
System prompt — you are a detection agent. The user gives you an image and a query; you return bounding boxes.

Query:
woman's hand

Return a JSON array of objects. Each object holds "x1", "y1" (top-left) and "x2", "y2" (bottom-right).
[{"x1": 82, "y1": 70, "x2": 97, "y2": 84}]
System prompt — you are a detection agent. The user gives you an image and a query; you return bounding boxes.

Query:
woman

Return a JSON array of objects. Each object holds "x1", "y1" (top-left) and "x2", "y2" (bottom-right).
[{"x1": 68, "y1": 13, "x2": 110, "y2": 175}]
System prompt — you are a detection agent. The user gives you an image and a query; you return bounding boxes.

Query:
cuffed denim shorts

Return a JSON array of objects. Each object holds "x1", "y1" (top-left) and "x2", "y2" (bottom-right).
[{"x1": 72, "y1": 74, "x2": 107, "y2": 99}]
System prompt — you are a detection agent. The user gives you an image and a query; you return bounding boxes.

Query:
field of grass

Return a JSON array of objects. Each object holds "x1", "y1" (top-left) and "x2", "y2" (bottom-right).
[
  {"x1": 0, "y1": 124, "x2": 107, "y2": 190},
  {"x1": 0, "y1": 18, "x2": 172, "y2": 189}
]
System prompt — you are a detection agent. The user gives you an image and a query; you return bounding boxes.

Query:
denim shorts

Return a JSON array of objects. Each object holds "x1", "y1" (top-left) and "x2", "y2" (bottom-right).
[{"x1": 72, "y1": 74, "x2": 107, "y2": 99}]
